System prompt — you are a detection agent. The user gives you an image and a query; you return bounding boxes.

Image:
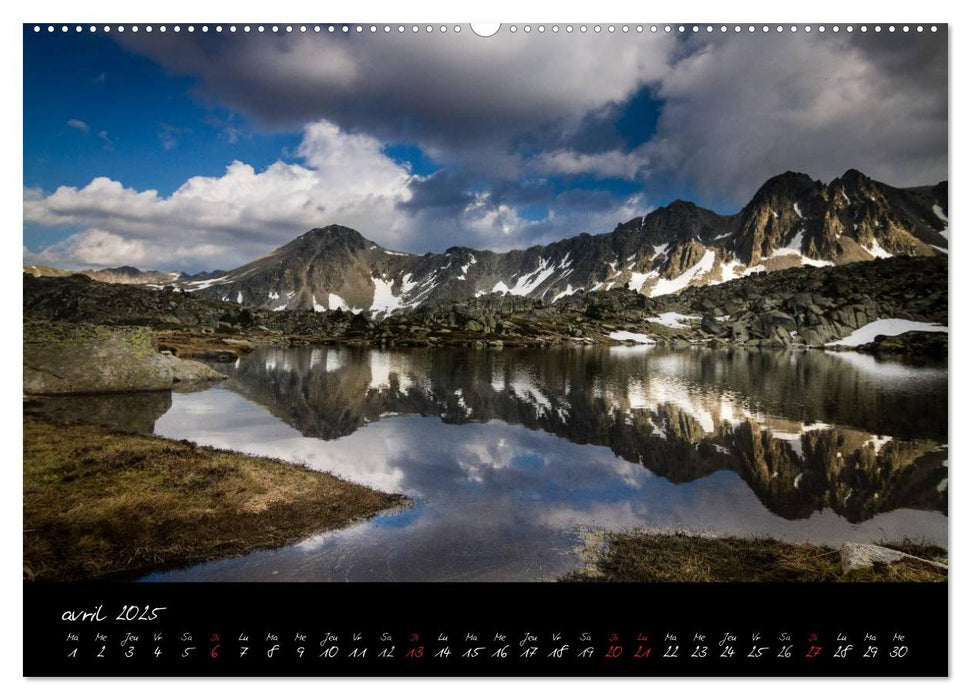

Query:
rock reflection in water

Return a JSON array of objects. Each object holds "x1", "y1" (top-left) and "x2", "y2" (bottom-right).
[
  {"x1": 206, "y1": 346, "x2": 946, "y2": 524},
  {"x1": 24, "y1": 391, "x2": 173, "y2": 434},
  {"x1": 140, "y1": 345, "x2": 946, "y2": 582}
]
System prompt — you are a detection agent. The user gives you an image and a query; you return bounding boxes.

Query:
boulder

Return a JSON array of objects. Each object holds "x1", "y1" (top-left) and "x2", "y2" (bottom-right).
[
  {"x1": 24, "y1": 322, "x2": 225, "y2": 395},
  {"x1": 701, "y1": 314, "x2": 726, "y2": 335},
  {"x1": 839, "y1": 542, "x2": 947, "y2": 575},
  {"x1": 758, "y1": 310, "x2": 797, "y2": 331},
  {"x1": 729, "y1": 322, "x2": 750, "y2": 343},
  {"x1": 799, "y1": 327, "x2": 831, "y2": 347},
  {"x1": 751, "y1": 310, "x2": 796, "y2": 339}
]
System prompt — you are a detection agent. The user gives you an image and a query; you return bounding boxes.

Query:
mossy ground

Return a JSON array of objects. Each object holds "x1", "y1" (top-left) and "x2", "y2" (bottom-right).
[
  {"x1": 23, "y1": 417, "x2": 407, "y2": 582},
  {"x1": 561, "y1": 531, "x2": 946, "y2": 583}
]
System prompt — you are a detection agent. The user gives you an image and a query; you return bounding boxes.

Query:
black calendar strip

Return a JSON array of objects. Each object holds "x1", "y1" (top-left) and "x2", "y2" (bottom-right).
[{"x1": 24, "y1": 582, "x2": 947, "y2": 677}]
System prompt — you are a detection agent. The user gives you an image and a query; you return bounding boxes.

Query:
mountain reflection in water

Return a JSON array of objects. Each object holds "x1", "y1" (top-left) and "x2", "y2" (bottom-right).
[{"x1": 108, "y1": 345, "x2": 944, "y2": 582}]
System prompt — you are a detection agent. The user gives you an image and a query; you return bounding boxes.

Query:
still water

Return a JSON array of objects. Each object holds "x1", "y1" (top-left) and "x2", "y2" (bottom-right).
[{"x1": 61, "y1": 345, "x2": 952, "y2": 581}]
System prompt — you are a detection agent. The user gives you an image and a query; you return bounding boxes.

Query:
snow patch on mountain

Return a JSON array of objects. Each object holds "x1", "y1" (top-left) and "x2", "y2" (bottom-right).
[
  {"x1": 933, "y1": 204, "x2": 949, "y2": 240},
  {"x1": 628, "y1": 270, "x2": 652, "y2": 293},
  {"x1": 648, "y1": 249, "x2": 717, "y2": 297},
  {"x1": 764, "y1": 229, "x2": 833, "y2": 268},
  {"x1": 717, "y1": 259, "x2": 762, "y2": 284},
  {"x1": 370, "y1": 276, "x2": 403, "y2": 315},
  {"x1": 826, "y1": 319, "x2": 947, "y2": 347},
  {"x1": 866, "y1": 239, "x2": 892, "y2": 259},
  {"x1": 326, "y1": 293, "x2": 362, "y2": 313},
  {"x1": 184, "y1": 275, "x2": 229, "y2": 291},
  {"x1": 608, "y1": 331, "x2": 655, "y2": 344},
  {"x1": 864, "y1": 435, "x2": 893, "y2": 455},
  {"x1": 399, "y1": 273, "x2": 417, "y2": 295},
  {"x1": 507, "y1": 259, "x2": 556, "y2": 296},
  {"x1": 647, "y1": 312, "x2": 700, "y2": 329}
]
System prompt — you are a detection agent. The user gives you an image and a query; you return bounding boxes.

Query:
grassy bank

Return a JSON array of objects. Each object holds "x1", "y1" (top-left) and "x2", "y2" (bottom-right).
[
  {"x1": 23, "y1": 417, "x2": 407, "y2": 582},
  {"x1": 562, "y1": 531, "x2": 947, "y2": 583}
]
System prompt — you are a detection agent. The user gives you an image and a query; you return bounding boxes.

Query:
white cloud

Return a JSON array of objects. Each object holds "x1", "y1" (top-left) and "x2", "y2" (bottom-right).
[
  {"x1": 66, "y1": 119, "x2": 90, "y2": 134},
  {"x1": 528, "y1": 148, "x2": 650, "y2": 180},
  {"x1": 25, "y1": 119, "x2": 417, "y2": 270},
  {"x1": 461, "y1": 193, "x2": 528, "y2": 240},
  {"x1": 25, "y1": 115, "x2": 652, "y2": 269},
  {"x1": 30, "y1": 229, "x2": 149, "y2": 268}
]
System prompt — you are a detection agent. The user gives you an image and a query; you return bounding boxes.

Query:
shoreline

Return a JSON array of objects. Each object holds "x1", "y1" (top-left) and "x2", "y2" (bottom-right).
[
  {"x1": 23, "y1": 416, "x2": 409, "y2": 582},
  {"x1": 24, "y1": 255, "x2": 948, "y2": 362},
  {"x1": 561, "y1": 530, "x2": 948, "y2": 583},
  {"x1": 152, "y1": 326, "x2": 948, "y2": 360}
]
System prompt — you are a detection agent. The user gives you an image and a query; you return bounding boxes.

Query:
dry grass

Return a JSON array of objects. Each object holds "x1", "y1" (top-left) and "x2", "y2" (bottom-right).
[
  {"x1": 562, "y1": 531, "x2": 946, "y2": 583},
  {"x1": 877, "y1": 538, "x2": 948, "y2": 563},
  {"x1": 841, "y1": 559, "x2": 947, "y2": 583},
  {"x1": 23, "y1": 417, "x2": 407, "y2": 582},
  {"x1": 153, "y1": 330, "x2": 269, "y2": 360}
]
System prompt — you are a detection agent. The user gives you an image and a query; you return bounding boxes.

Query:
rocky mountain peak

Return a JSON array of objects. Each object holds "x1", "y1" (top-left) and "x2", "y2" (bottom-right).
[
  {"x1": 296, "y1": 224, "x2": 372, "y2": 248},
  {"x1": 664, "y1": 199, "x2": 701, "y2": 211},
  {"x1": 109, "y1": 169, "x2": 948, "y2": 316},
  {"x1": 102, "y1": 265, "x2": 143, "y2": 276},
  {"x1": 753, "y1": 171, "x2": 818, "y2": 199},
  {"x1": 837, "y1": 168, "x2": 871, "y2": 188}
]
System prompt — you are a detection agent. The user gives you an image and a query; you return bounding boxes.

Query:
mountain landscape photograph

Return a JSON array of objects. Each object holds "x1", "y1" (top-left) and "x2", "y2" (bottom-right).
[{"x1": 23, "y1": 24, "x2": 948, "y2": 585}]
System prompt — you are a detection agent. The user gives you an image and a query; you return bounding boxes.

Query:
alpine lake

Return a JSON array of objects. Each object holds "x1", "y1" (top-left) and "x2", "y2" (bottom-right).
[{"x1": 34, "y1": 344, "x2": 948, "y2": 582}]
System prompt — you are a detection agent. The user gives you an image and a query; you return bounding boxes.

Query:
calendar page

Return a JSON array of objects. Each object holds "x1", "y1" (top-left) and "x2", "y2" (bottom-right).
[{"x1": 22, "y1": 20, "x2": 948, "y2": 677}]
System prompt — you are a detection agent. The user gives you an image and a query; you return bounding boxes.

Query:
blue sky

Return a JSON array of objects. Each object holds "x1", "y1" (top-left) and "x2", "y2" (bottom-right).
[
  {"x1": 23, "y1": 25, "x2": 947, "y2": 272},
  {"x1": 24, "y1": 32, "x2": 299, "y2": 199}
]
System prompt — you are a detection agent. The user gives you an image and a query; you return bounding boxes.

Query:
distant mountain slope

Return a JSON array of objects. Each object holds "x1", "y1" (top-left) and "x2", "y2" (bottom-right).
[
  {"x1": 23, "y1": 264, "x2": 191, "y2": 286},
  {"x1": 183, "y1": 169, "x2": 947, "y2": 316},
  {"x1": 32, "y1": 169, "x2": 948, "y2": 316}
]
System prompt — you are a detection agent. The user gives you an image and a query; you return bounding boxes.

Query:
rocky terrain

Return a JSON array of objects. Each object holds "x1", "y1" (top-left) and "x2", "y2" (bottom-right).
[
  {"x1": 23, "y1": 253, "x2": 947, "y2": 358},
  {"x1": 365, "y1": 256, "x2": 948, "y2": 352},
  {"x1": 26, "y1": 170, "x2": 948, "y2": 318}
]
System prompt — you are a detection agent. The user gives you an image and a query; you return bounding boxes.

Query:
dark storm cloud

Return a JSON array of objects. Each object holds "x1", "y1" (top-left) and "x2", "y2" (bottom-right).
[
  {"x1": 116, "y1": 28, "x2": 946, "y2": 203},
  {"x1": 28, "y1": 28, "x2": 947, "y2": 271},
  {"x1": 514, "y1": 85, "x2": 663, "y2": 159},
  {"x1": 398, "y1": 170, "x2": 478, "y2": 213},
  {"x1": 643, "y1": 30, "x2": 948, "y2": 204},
  {"x1": 116, "y1": 30, "x2": 672, "y2": 175}
]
